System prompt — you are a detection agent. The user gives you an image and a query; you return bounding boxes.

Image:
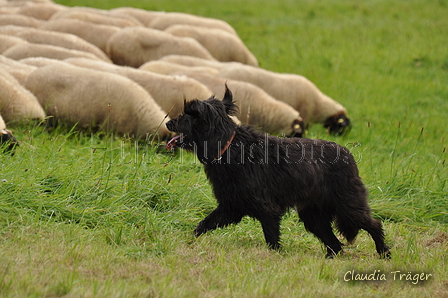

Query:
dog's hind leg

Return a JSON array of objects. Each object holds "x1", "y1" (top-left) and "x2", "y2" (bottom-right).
[
  {"x1": 359, "y1": 216, "x2": 391, "y2": 259},
  {"x1": 298, "y1": 208, "x2": 343, "y2": 258},
  {"x1": 335, "y1": 205, "x2": 390, "y2": 259},
  {"x1": 194, "y1": 205, "x2": 244, "y2": 237}
]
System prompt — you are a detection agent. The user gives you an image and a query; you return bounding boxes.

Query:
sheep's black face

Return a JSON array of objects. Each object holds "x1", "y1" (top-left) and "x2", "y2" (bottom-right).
[
  {"x1": 1, "y1": 129, "x2": 18, "y2": 155},
  {"x1": 290, "y1": 119, "x2": 305, "y2": 138},
  {"x1": 324, "y1": 114, "x2": 351, "y2": 136},
  {"x1": 166, "y1": 85, "x2": 239, "y2": 154}
]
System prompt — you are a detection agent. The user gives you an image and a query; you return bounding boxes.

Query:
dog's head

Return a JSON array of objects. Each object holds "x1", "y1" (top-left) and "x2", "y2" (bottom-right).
[
  {"x1": 323, "y1": 112, "x2": 351, "y2": 136},
  {"x1": 166, "y1": 84, "x2": 239, "y2": 152},
  {"x1": 1, "y1": 129, "x2": 18, "y2": 155}
]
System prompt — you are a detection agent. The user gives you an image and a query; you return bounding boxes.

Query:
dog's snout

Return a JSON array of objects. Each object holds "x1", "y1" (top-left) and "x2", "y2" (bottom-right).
[{"x1": 166, "y1": 119, "x2": 175, "y2": 132}]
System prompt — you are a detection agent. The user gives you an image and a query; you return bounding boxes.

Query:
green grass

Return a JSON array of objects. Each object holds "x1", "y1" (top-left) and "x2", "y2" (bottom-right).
[{"x1": 1, "y1": 0, "x2": 447, "y2": 297}]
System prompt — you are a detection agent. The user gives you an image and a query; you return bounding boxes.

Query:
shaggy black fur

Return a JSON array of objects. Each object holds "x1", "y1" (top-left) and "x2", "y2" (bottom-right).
[{"x1": 166, "y1": 86, "x2": 390, "y2": 259}]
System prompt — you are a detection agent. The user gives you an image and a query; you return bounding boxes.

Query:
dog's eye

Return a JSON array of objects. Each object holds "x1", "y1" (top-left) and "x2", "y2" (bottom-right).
[
  {"x1": 182, "y1": 113, "x2": 198, "y2": 124},
  {"x1": 183, "y1": 112, "x2": 200, "y2": 122}
]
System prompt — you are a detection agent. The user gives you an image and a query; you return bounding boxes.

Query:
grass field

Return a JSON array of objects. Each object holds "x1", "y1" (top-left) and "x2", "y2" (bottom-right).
[{"x1": 1, "y1": 0, "x2": 447, "y2": 297}]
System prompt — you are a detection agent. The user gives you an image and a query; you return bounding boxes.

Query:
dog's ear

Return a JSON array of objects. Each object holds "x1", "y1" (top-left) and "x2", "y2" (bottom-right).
[
  {"x1": 222, "y1": 83, "x2": 239, "y2": 116},
  {"x1": 184, "y1": 99, "x2": 204, "y2": 117}
]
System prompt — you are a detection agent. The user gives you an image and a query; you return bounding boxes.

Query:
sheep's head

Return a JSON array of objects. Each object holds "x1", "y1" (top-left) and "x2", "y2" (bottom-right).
[
  {"x1": 324, "y1": 112, "x2": 351, "y2": 136},
  {"x1": 290, "y1": 119, "x2": 305, "y2": 138},
  {"x1": 1, "y1": 129, "x2": 18, "y2": 155}
]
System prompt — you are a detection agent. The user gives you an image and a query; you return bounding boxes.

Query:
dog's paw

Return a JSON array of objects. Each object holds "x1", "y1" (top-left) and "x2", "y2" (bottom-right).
[
  {"x1": 267, "y1": 242, "x2": 282, "y2": 251},
  {"x1": 325, "y1": 253, "x2": 336, "y2": 259},
  {"x1": 380, "y1": 250, "x2": 392, "y2": 260},
  {"x1": 193, "y1": 225, "x2": 206, "y2": 237}
]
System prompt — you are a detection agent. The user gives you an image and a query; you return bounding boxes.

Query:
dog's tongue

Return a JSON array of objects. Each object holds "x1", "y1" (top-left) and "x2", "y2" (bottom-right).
[{"x1": 166, "y1": 135, "x2": 181, "y2": 150}]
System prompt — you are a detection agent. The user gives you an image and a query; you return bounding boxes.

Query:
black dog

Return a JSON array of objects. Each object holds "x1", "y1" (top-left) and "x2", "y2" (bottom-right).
[{"x1": 166, "y1": 86, "x2": 390, "y2": 258}]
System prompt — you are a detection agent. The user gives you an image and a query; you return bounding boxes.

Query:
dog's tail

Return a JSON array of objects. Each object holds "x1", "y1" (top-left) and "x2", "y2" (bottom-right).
[{"x1": 334, "y1": 214, "x2": 360, "y2": 243}]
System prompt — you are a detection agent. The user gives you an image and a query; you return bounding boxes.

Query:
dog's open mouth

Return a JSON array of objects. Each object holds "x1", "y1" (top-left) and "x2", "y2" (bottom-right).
[{"x1": 166, "y1": 134, "x2": 184, "y2": 150}]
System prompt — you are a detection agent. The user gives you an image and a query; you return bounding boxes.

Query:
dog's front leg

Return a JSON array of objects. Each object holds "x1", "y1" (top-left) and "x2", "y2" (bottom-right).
[
  {"x1": 259, "y1": 215, "x2": 282, "y2": 250},
  {"x1": 194, "y1": 206, "x2": 243, "y2": 237}
]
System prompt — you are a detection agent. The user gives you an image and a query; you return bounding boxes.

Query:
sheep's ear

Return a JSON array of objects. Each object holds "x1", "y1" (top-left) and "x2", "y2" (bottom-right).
[{"x1": 222, "y1": 83, "x2": 239, "y2": 116}]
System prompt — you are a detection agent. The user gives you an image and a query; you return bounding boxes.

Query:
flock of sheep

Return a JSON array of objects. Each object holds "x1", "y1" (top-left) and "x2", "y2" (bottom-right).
[{"x1": 0, "y1": 0, "x2": 351, "y2": 151}]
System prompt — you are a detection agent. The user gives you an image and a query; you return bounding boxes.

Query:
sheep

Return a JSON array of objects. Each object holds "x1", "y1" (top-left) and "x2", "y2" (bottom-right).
[
  {"x1": 19, "y1": 56, "x2": 64, "y2": 67},
  {"x1": 0, "y1": 5, "x2": 19, "y2": 15},
  {"x1": 139, "y1": 60, "x2": 219, "y2": 76},
  {"x1": 0, "y1": 34, "x2": 26, "y2": 53},
  {"x1": 199, "y1": 73, "x2": 304, "y2": 137},
  {"x1": 159, "y1": 54, "x2": 224, "y2": 69},
  {"x1": 110, "y1": 7, "x2": 165, "y2": 27},
  {"x1": 165, "y1": 25, "x2": 258, "y2": 66},
  {"x1": 0, "y1": 14, "x2": 43, "y2": 27},
  {"x1": 0, "y1": 68, "x2": 46, "y2": 123},
  {"x1": 0, "y1": 115, "x2": 7, "y2": 133},
  {"x1": 217, "y1": 63, "x2": 351, "y2": 135},
  {"x1": 148, "y1": 12, "x2": 237, "y2": 36},
  {"x1": 64, "y1": 57, "x2": 213, "y2": 118},
  {"x1": 167, "y1": 67, "x2": 304, "y2": 137},
  {"x1": 7, "y1": 0, "x2": 53, "y2": 3},
  {"x1": 0, "y1": 25, "x2": 111, "y2": 62},
  {"x1": 0, "y1": 113, "x2": 17, "y2": 154},
  {"x1": 23, "y1": 62, "x2": 172, "y2": 139},
  {"x1": 106, "y1": 26, "x2": 215, "y2": 67},
  {"x1": 40, "y1": 18, "x2": 120, "y2": 53},
  {"x1": 3, "y1": 42, "x2": 107, "y2": 62},
  {"x1": 17, "y1": 2, "x2": 66, "y2": 20},
  {"x1": 0, "y1": 55, "x2": 36, "y2": 84},
  {"x1": 49, "y1": 7, "x2": 143, "y2": 27},
  {"x1": 0, "y1": 115, "x2": 6, "y2": 133}
]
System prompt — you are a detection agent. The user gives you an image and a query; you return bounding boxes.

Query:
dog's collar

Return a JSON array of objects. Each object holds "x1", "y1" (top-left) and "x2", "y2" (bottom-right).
[{"x1": 215, "y1": 131, "x2": 236, "y2": 160}]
